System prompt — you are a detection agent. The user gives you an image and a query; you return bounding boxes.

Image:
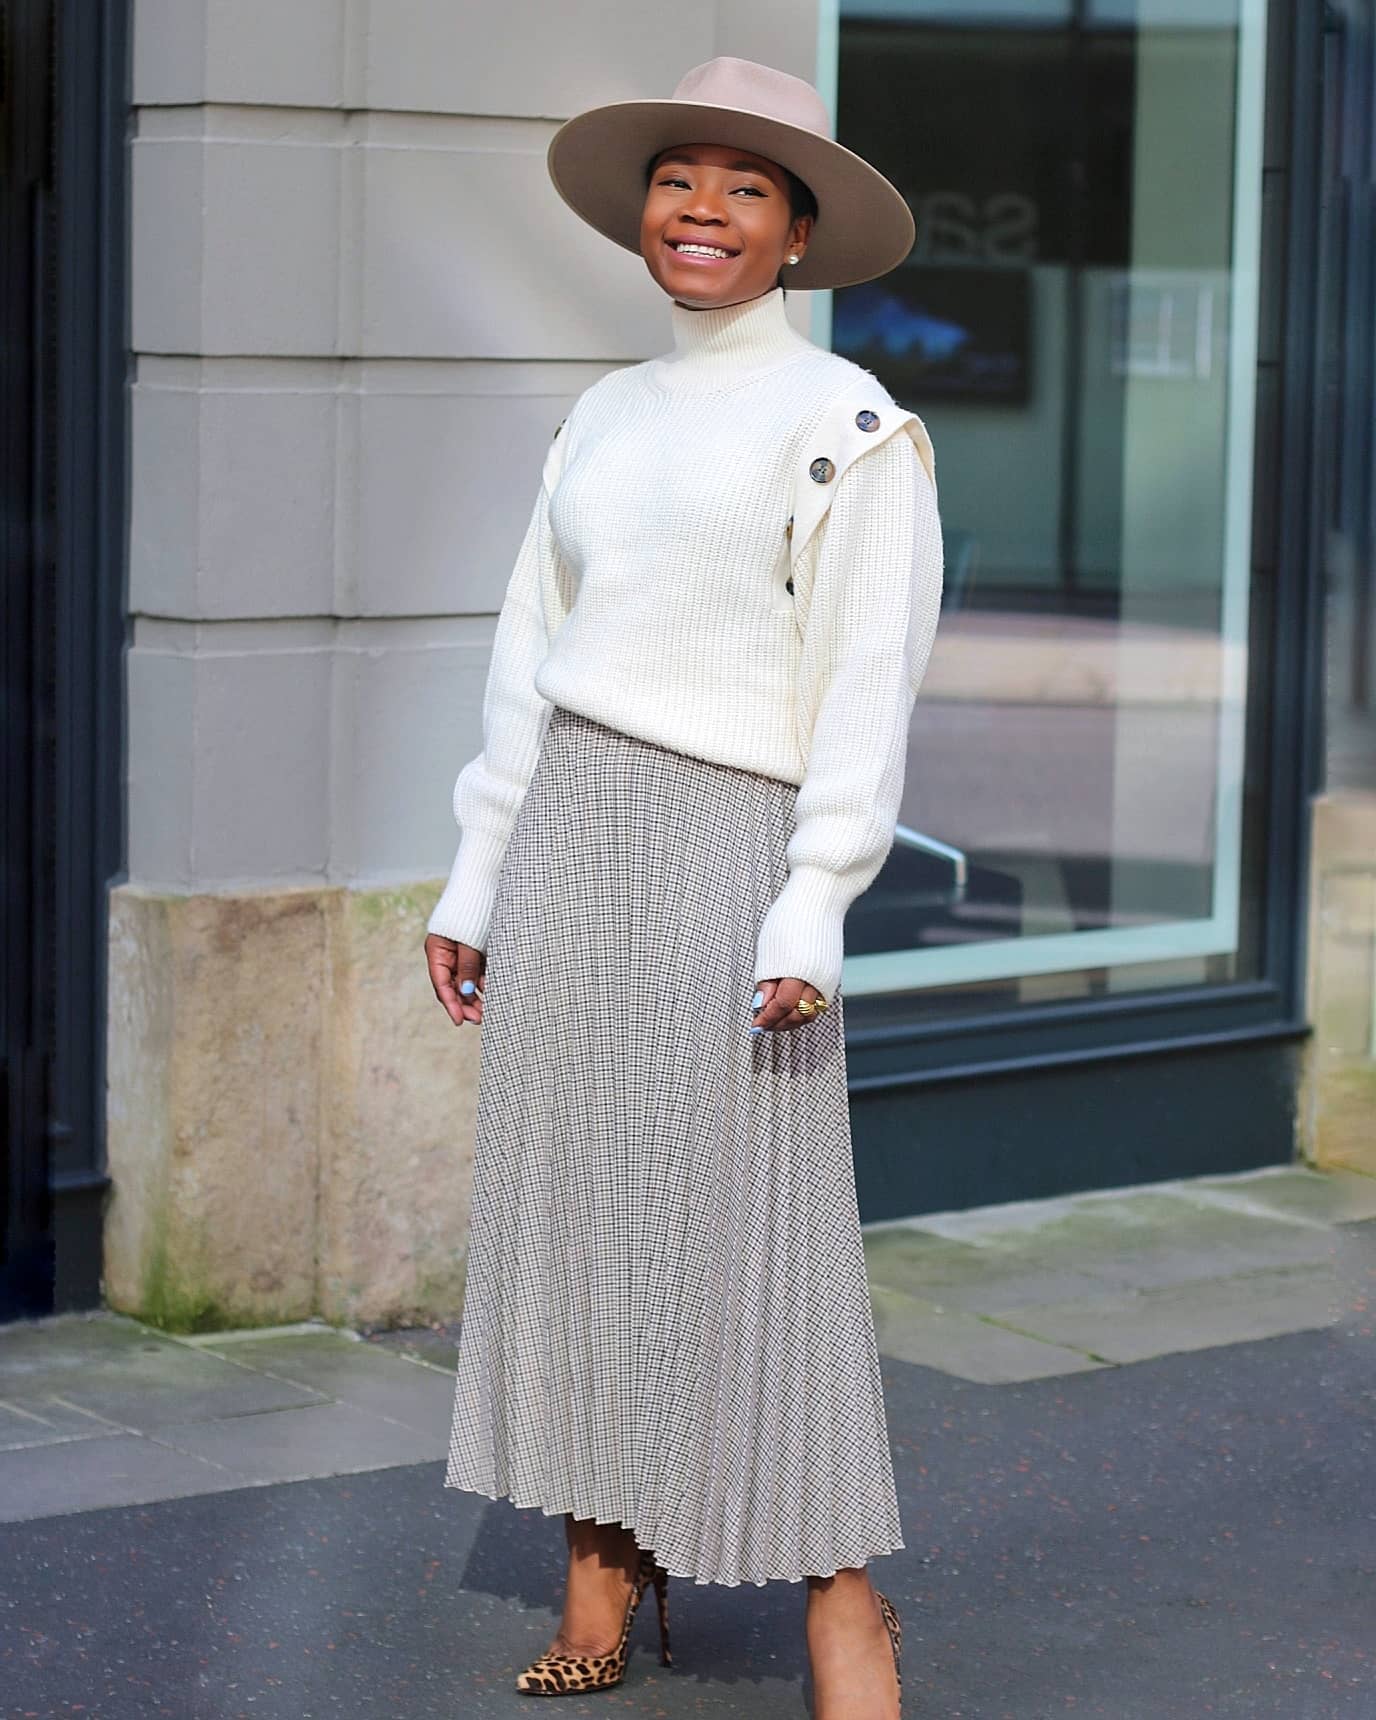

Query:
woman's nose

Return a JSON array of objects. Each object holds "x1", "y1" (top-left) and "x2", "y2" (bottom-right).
[{"x1": 680, "y1": 187, "x2": 728, "y2": 224}]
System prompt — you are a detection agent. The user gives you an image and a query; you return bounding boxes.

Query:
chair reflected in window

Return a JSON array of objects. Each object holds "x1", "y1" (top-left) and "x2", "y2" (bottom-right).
[
  {"x1": 847, "y1": 521, "x2": 1025, "y2": 980},
  {"x1": 940, "y1": 527, "x2": 979, "y2": 613}
]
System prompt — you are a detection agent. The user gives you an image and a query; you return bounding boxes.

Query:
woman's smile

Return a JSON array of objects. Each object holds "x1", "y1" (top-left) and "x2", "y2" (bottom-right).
[{"x1": 663, "y1": 234, "x2": 742, "y2": 267}]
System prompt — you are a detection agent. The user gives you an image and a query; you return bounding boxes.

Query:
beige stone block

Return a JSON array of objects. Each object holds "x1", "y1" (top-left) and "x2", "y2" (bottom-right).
[
  {"x1": 132, "y1": 116, "x2": 343, "y2": 358},
  {"x1": 1300, "y1": 792, "x2": 1376, "y2": 1176},
  {"x1": 104, "y1": 886, "x2": 330, "y2": 1328},
  {"x1": 319, "y1": 883, "x2": 480, "y2": 1327},
  {"x1": 352, "y1": 385, "x2": 578, "y2": 616},
  {"x1": 104, "y1": 881, "x2": 482, "y2": 1333},
  {"x1": 132, "y1": 373, "x2": 338, "y2": 620},
  {"x1": 130, "y1": 132, "x2": 205, "y2": 356},
  {"x1": 358, "y1": 119, "x2": 663, "y2": 360},
  {"x1": 330, "y1": 623, "x2": 493, "y2": 881},
  {"x1": 134, "y1": 0, "x2": 354, "y2": 108},
  {"x1": 126, "y1": 629, "x2": 333, "y2": 886},
  {"x1": 362, "y1": 0, "x2": 713, "y2": 117}
]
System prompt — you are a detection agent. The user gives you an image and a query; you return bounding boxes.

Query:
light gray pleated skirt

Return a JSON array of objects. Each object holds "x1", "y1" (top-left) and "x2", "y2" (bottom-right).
[{"x1": 444, "y1": 703, "x2": 905, "y2": 1587}]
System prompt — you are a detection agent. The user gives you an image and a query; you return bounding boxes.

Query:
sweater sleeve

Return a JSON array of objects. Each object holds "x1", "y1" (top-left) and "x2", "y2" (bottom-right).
[
  {"x1": 426, "y1": 467, "x2": 565, "y2": 949},
  {"x1": 752, "y1": 428, "x2": 944, "y2": 999}
]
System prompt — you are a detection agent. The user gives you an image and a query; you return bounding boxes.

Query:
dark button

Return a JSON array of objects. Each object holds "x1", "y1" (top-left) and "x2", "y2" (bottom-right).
[
  {"x1": 785, "y1": 513, "x2": 793, "y2": 538},
  {"x1": 785, "y1": 577, "x2": 794, "y2": 594},
  {"x1": 855, "y1": 409, "x2": 880, "y2": 432},
  {"x1": 809, "y1": 456, "x2": 835, "y2": 484}
]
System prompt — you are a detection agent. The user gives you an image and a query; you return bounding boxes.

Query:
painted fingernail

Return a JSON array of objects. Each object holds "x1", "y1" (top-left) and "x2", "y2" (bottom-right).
[
  {"x1": 459, "y1": 980, "x2": 476, "y2": 996},
  {"x1": 749, "y1": 1025, "x2": 764, "y2": 1035},
  {"x1": 752, "y1": 989, "x2": 764, "y2": 1010}
]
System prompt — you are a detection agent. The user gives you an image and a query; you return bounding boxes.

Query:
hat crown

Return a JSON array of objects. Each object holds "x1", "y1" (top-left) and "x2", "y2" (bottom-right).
[{"x1": 669, "y1": 56, "x2": 831, "y2": 142}]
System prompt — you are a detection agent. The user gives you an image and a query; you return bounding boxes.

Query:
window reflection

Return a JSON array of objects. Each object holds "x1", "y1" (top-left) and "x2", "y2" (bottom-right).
[{"x1": 834, "y1": 0, "x2": 1267, "y2": 1006}]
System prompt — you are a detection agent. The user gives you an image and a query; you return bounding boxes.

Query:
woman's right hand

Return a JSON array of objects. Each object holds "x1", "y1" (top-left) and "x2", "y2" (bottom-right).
[{"x1": 425, "y1": 933, "x2": 486, "y2": 1027}]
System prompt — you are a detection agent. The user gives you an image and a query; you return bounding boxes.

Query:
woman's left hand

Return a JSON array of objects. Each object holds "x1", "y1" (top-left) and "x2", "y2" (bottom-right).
[{"x1": 752, "y1": 977, "x2": 828, "y2": 1033}]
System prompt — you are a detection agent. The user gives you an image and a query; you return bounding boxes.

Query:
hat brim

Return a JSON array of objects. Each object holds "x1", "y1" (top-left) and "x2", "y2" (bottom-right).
[{"x1": 546, "y1": 99, "x2": 915, "y2": 292}]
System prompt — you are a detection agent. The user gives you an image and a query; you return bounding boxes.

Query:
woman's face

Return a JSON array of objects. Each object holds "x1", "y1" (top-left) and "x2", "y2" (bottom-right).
[{"x1": 640, "y1": 142, "x2": 814, "y2": 309}]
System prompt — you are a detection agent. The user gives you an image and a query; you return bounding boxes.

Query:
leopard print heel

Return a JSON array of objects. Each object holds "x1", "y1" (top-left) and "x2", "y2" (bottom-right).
[
  {"x1": 515, "y1": 1547, "x2": 672, "y2": 1695},
  {"x1": 875, "y1": 1589, "x2": 903, "y2": 1713}
]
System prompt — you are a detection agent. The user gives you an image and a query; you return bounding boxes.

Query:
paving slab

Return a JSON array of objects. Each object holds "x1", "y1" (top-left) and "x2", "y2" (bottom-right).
[
  {"x1": 0, "y1": 1312, "x2": 329, "y2": 1431},
  {"x1": 147, "y1": 1397, "x2": 448, "y2": 1485},
  {"x1": 368, "y1": 1325, "x2": 463, "y2": 1373},
  {"x1": 862, "y1": 1223, "x2": 1113, "y2": 1314},
  {"x1": 906, "y1": 1186, "x2": 1341, "y2": 1296},
  {"x1": 869, "y1": 1283, "x2": 1107, "y2": 1382},
  {"x1": 193, "y1": 1331, "x2": 459, "y2": 1436},
  {"x1": 0, "y1": 1391, "x2": 130, "y2": 1450},
  {"x1": 988, "y1": 1260, "x2": 1346, "y2": 1365},
  {"x1": 1192, "y1": 1164, "x2": 1376, "y2": 1226},
  {"x1": 0, "y1": 1429, "x2": 247, "y2": 1523}
]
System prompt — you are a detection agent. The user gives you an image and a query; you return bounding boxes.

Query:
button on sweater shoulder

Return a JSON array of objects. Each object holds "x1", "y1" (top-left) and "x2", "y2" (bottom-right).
[{"x1": 428, "y1": 284, "x2": 945, "y2": 1000}]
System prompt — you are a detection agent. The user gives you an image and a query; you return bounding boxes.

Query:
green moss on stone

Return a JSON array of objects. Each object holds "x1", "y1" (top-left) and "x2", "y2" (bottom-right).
[
  {"x1": 350, "y1": 882, "x2": 439, "y2": 932},
  {"x1": 133, "y1": 1228, "x2": 295, "y2": 1335}
]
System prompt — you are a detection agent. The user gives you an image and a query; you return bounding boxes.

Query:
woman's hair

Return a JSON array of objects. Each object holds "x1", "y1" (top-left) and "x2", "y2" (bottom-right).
[
  {"x1": 776, "y1": 170, "x2": 817, "y2": 288},
  {"x1": 782, "y1": 167, "x2": 819, "y2": 227}
]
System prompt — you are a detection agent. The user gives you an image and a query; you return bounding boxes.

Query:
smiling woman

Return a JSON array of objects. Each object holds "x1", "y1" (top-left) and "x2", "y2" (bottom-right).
[
  {"x1": 421, "y1": 53, "x2": 940, "y2": 1719},
  {"x1": 641, "y1": 143, "x2": 820, "y2": 303}
]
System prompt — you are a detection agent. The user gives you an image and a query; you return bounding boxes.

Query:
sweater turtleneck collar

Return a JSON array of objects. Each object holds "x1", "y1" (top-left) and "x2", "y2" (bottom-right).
[{"x1": 648, "y1": 285, "x2": 813, "y2": 392}]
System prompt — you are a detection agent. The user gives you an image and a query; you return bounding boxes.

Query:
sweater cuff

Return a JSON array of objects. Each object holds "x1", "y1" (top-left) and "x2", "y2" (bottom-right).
[
  {"x1": 426, "y1": 827, "x2": 511, "y2": 949},
  {"x1": 752, "y1": 862, "x2": 854, "y2": 1000}
]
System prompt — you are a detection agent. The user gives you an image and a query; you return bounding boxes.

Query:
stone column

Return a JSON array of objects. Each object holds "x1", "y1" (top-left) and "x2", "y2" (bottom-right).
[{"x1": 1300, "y1": 794, "x2": 1376, "y2": 1176}]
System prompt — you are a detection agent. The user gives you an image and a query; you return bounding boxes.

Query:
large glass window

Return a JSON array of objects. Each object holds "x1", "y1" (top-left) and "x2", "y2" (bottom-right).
[{"x1": 823, "y1": 0, "x2": 1271, "y2": 1013}]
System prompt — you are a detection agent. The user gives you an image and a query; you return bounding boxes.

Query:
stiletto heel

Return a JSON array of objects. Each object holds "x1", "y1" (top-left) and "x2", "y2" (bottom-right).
[
  {"x1": 515, "y1": 1546, "x2": 672, "y2": 1695},
  {"x1": 875, "y1": 1589, "x2": 903, "y2": 1713},
  {"x1": 652, "y1": 1559, "x2": 672, "y2": 1665}
]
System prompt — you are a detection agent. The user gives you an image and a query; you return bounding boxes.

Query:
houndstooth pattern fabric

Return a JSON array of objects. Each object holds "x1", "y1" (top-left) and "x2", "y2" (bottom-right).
[{"x1": 444, "y1": 705, "x2": 906, "y2": 1588}]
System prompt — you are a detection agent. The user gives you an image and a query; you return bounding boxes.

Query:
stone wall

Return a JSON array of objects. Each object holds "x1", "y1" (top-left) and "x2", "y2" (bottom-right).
[{"x1": 111, "y1": 0, "x2": 821, "y2": 1329}]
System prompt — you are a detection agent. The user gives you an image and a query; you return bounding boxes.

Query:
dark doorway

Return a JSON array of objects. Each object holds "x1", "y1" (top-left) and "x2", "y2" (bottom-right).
[{"x1": 0, "y1": 0, "x2": 127, "y2": 1318}]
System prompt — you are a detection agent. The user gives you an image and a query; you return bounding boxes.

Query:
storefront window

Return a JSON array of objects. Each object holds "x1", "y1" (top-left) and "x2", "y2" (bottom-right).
[{"x1": 825, "y1": 0, "x2": 1271, "y2": 1011}]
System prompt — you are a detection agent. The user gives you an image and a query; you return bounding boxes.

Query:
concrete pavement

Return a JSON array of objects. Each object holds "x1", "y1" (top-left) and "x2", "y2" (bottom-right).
[{"x1": 2, "y1": 1163, "x2": 1374, "y2": 1715}]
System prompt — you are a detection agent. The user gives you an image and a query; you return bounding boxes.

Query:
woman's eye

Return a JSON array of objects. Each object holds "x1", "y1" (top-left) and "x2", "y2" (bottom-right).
[{"x1": 656, "y1": 178, "x2": 765, "y2": 194}]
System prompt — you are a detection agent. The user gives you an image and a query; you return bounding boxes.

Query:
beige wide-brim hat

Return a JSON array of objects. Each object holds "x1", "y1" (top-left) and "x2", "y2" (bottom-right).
[{"x1": 546, "y1": 56, "x2": 915, "y2": 292}]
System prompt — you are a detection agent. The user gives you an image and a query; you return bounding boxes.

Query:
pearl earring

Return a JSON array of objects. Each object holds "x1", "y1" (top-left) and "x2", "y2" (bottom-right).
[{"x1": 786, "y1": 254, "x2": 800, "y2": 265}]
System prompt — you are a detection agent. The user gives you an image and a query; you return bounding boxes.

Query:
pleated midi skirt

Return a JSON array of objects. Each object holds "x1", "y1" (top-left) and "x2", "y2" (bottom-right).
[{"x1": 444, "y1": 704, "x2": 906, "y2": 1587}]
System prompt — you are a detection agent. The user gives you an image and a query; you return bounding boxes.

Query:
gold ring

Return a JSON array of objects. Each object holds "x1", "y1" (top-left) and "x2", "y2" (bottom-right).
[{"x1": 796, "y1": 998, "x2": 815, "y2": 1016}]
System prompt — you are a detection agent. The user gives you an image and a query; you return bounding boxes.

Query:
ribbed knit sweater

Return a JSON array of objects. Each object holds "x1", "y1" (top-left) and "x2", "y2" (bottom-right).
[{"x1": 427, "y1": 284, "x2": 945, "y2": 1000}]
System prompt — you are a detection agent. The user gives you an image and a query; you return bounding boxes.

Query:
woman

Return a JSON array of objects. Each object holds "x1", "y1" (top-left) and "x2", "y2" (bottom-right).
[{"x1": 423, "y1": 55, "x2": 943, "y2": 1716}]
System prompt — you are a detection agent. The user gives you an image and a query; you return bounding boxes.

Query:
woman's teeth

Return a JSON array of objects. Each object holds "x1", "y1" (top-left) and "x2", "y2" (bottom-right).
[{"x1": 673, "y1": 242, "x2": 733, "y2": 259}]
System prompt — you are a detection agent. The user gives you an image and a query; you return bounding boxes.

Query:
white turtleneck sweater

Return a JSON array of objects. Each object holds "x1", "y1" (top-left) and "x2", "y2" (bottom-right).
[{"x1": 427, "y1": 285, "x2": 944, "y2": 1001}]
